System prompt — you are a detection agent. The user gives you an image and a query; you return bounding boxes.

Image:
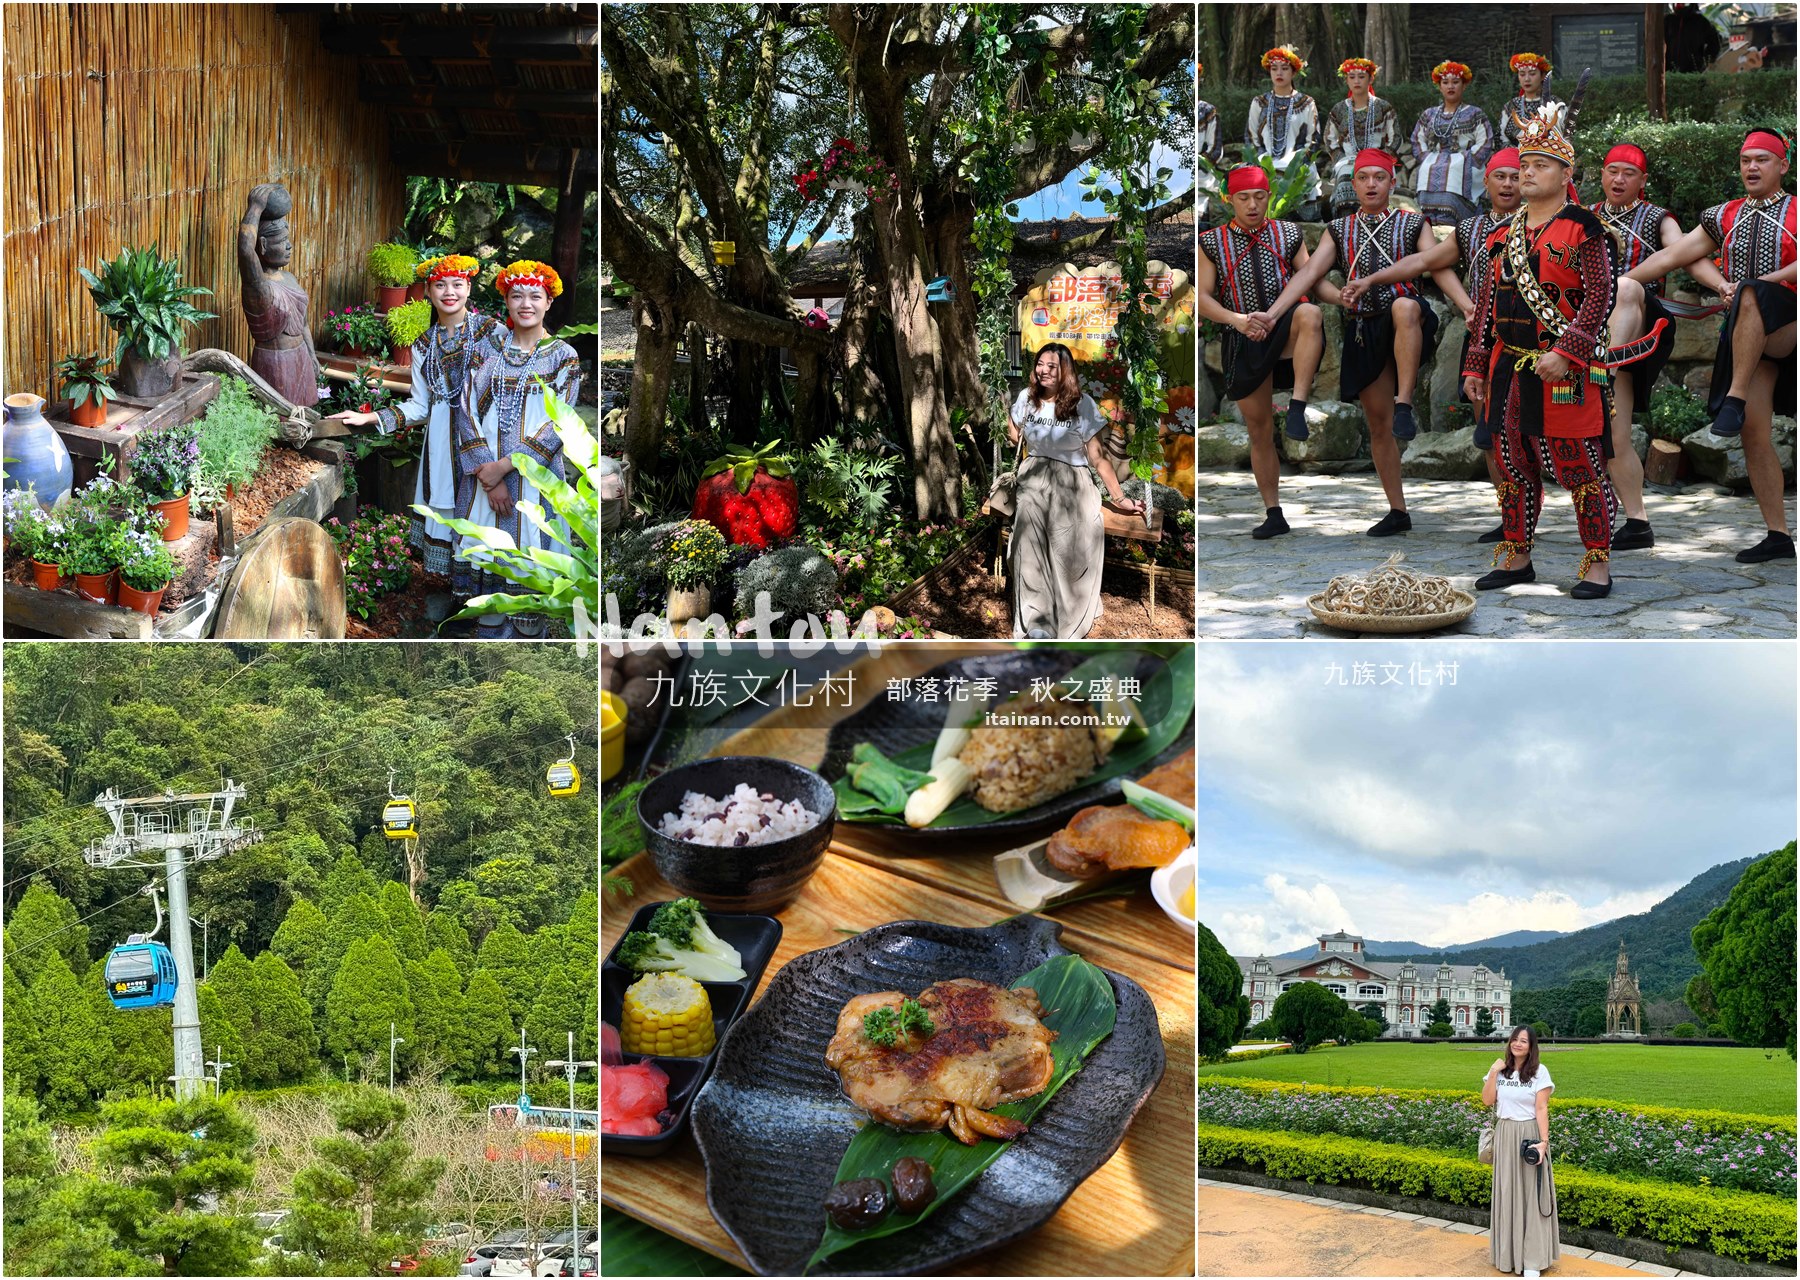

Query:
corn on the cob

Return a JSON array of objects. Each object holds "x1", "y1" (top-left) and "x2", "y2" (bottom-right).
[{"x1": 621, "y1": 973, "x2": 716, "y2": 1056}]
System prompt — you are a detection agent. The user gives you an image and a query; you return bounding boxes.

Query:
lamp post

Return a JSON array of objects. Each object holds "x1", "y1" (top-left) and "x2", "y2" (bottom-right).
[
  {"x1": 206, "y1": 1045, "x2": 233, "y2": 1098},
  {"x1": 389, "y1": 1021, "x2": 405, "y2": 1092},
  {"x1": 548, "y1": 1030, "x2": 598, "y2": 1266}
]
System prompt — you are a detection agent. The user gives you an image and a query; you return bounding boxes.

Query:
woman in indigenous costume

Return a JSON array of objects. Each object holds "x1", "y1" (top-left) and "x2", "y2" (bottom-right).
[
  {"x1": 338, "y1": 254, "x2": 499, "y2": 575},
  {"x1": 1244, "y1": 46, "x2": 1323, "y2": 220},
  {"x1": 1323, "y1": 58, "x2": 1399, "y2": 217},
  {"x1": 1497, "y1": 53, "x2": 1566, "y2": 150},
  {"x1": 1005, "y1": 342, "x2": 1144, "y2": 639},
  {"x1": 456, "y1": 260, "x2": 583, "y2": 637},
  {"x1": 1412, "y1": 61, "x2": 1496, "y2": 225}
]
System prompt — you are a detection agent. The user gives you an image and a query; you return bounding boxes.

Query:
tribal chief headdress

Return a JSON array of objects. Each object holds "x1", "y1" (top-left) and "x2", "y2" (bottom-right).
[
  {"x1": 1517, "y1": 115, "x2": 1575, "y2": 167},
  {"x1": 1430, "y1": 60, "x2": 1474, "y2": 84},
  {"x1": 1261, "y1": 45, "x2": 1306, "y2": 74}
]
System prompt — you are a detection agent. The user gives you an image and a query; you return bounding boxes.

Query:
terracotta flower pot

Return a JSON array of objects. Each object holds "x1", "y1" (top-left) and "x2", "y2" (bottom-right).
[
  {"x1": 152, "y1": 493, "x2": 190, "y2": 541},
  {"x1": 377, "y1": 284, "x2": 407, "y2": 311},
  {"x1": 406, "y1": 281, "x2": 427, "y2": 302},
  {"x1": 390, "y1": 345, "x2": 413, "y2": 368},
  {"x1": 29, "y1": 560, "x2": 63, "y2": 590},
  {"x1": 117, "y1": 580, "x2": 166, "y2": 615},
  {"x1": 342, "y1": 343, "x2": 365, "y2": 360},
  {"x1": 73, "y1": 570, "x2": 117, "y2": 605},
  {"x1": 68, "y1": 395, "x2": 108, "y2": 427}
]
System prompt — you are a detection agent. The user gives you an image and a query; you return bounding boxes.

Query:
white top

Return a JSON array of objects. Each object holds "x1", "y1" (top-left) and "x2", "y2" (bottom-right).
[
  {"x1": 1492, "y1": 1062, "x2": 1553, "y2": 1122},
  {"x1": 1010, "y1": 388, "x2": 1106, "y2": 467}
]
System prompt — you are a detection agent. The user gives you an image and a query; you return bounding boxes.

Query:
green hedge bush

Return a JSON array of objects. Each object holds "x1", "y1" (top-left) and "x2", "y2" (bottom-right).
[
  {"x1": 1196, "y1": 1123, "x2": 1797, "y2": 1264},
  {"x1": 1197, "y1": 1075, "x2": 1798, "y2": 1136}
]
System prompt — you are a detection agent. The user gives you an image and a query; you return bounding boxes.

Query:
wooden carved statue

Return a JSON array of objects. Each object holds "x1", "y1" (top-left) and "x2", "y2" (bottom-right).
[{"x1": 237, "y1": 183, "x2": 320, "y2": 409}]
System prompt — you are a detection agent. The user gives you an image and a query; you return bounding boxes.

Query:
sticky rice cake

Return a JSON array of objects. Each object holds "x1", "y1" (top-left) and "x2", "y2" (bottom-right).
[{"x1": 958, "y1": 687, "x2": 1109, "y2": 813}]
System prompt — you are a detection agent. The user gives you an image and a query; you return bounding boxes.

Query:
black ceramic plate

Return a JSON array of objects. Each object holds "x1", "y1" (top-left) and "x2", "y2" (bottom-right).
[
  {"x1": 601, "y1": 903, "x2": 783, "y2": 1157},
  {"x1": 690, "y1": 917, "x2": 1166, "y2": 1276},
  {"x1": 819, "y1": 651, "x2": 1192, "y2": 840}
]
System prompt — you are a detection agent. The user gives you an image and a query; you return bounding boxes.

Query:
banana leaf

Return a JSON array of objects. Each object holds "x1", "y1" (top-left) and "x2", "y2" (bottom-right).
[
  {"x1": 602, "y1": 1207, "x2": 749, "y2": 1276},
  {"x1": 834, "y1": 648, "x2": 1194, "y2": 827},
  {"x1": 803, "y1": 953, "x2": 1117, "y2": 1273}
]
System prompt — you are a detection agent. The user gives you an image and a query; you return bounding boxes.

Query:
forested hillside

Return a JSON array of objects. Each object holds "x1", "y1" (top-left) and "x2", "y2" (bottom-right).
[{"x1": 2, "y1": 644, "x2": 599, "y2": 1115}]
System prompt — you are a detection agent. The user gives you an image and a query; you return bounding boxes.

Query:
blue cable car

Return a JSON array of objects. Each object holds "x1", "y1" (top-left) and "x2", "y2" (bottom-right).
[{"x1": 105, "y1": 941, "x2": 177, "y2": 1009}]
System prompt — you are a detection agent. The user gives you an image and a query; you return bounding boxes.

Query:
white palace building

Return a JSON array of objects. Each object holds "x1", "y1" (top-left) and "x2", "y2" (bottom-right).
[{"x1": 1235, "y1": 930, "x2": 1514, "y2": 1038}]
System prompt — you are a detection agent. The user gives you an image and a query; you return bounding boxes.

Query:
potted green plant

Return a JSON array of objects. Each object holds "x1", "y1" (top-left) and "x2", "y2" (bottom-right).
[
  {"x1": 79, "y1": 244, "x2": 217, "y2": 400},
  {"x1": 130, "y1": 425, "x2": 201, "y2": 540},
  {"x1": 60, "y1": 482, "x2": 129, "y2": 604},
  {"x1": 385, "y1": 298, "x2": 432, "y2": 369},
  {"x1": 367, "y1": 242, "x2": 420, "y2": 311},
  {"x1": 56, "y1": 351, "x2": 118, "y2": 427},
  {"x1": 663, "y1": 517, "x2": 728, "y2": 622},
  {"x1": 4, "y1": 487, "x2": 66, "y2": 589},
  {"x1": 193, "y1": 374, "x2": 278, "y2": 509},
  {"x1": 116, "y1": 526, "x2": 177, "y2": 614},
  {"x1": 341, "y1": 304, "x2": 391, "y2": 360}
]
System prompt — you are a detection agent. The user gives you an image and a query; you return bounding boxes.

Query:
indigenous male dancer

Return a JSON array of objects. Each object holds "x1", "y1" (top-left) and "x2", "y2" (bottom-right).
[
  {"x1": 1412, "y1": 61, "x2": 1495, "y2": 225},
  {"x1": 1497, "y1": 52, "x2": 1566, "y2": 150},
  {"x1": 1255, "y1": 149, "x2": 1438, "y2": 536},
  {"x1": 1626, "y1": 130, "x2": 1796, "y2": 563},
  {"x1": 1342, "y1": 148, "x2": 1524, "y2": 544},
  {"x1": 1323, "y1": 58, "x2": 1400, "y2": 218},
  {"x1": 1245, "y1": 46, "x2": 1323, "y2": 220},
  {"x1": 1593, "y1": 143, "x2": 1730, "y2": 550},
  {"x1": 1194, "y1": 165, "x2": 1326, "y2": 540},
  {"x1": 1463, "y1": 119, "x2": 1621, "y2": 598}
]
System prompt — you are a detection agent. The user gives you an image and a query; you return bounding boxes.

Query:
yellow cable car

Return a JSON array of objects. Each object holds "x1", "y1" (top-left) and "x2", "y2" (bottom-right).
[
  {"x1": 547, "y1": 734, "x2": 581, "y2": 797},
  {"x1": 383, "y1": 769, "x2": 418, "y2": 839}
]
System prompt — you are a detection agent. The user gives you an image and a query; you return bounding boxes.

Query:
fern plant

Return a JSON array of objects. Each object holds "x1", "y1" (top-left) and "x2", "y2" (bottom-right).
[{"x1": 195, "y1": 376, "x2": 278, "y2": 492}]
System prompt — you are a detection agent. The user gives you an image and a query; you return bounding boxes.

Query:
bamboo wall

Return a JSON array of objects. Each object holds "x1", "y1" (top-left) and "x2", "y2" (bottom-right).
[{"x1": 3, "y1": 4, "x2": 407, "y2": 397}]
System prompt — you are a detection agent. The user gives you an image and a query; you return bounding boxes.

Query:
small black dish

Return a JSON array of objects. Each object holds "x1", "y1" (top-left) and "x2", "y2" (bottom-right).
[
  {"x1": 637, "y1": 756, "x2": 837, "y2": 913},
  {"x1": 601, "y1": 901, "x2": 783, "y2": 1157},
  {"x1": 691, "y1": 915, "x2": 1167, "y2": 1275}
]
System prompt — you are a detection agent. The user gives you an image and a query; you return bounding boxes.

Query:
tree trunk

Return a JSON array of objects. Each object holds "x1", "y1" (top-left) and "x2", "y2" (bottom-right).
[
  {"x1": 623, "y1": 296, "x2": 678, "y2": 474},
  {"x1": 1645, "y1": 4, "x2": 1667, "y2": 121},
  {"x1": 793, "y1": 349, "x2": 830, "y2": 443},
  {"x1": 931, "y1": 210, "x2": 988, "y2": 430},
  {"x1": 725, "y1": 338, "x2": 764, "y2": 443},
  {"x1": 872, "y1": 195, "x2": 962, "y2": 522},
  {"x1": 1365, "y1": 4, "x2": 1410, "y2": 84},
  {"x1": 1197, "y1": 6, "x2": 1225, "y2": 98},
  {"x1": 684, "y1": 321, "x2": 710, "y2": 437},
  {"x1": 839, "y1": 225, "x2": 890, "y2": 431}
]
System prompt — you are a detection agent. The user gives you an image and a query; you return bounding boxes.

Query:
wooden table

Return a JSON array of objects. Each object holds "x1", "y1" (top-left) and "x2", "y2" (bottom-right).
[{"x1": 601, "y1": 646, "x2": 1196, "y2": 1277}]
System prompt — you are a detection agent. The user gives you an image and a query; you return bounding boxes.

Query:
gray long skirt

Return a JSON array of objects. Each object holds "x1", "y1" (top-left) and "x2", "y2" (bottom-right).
[
  {"x1": 1490, "y1": 1116, "x2": 1560, "y2": 1274},
  {"x1": 1009, "y1": 454, "x2": 1103, "y2": 639}
]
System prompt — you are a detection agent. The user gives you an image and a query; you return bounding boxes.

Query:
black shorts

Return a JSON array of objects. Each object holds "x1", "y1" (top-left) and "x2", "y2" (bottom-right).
[
  {"x1": 1708, "y1": 281, "x2": 1797, "y2": 416},
  {"x1": 1339, "y1": 300, "x2": 1441, "y2": 402},
  {"x1": 1222, "y1": 308, "x2": 1297, "y2": 401}
]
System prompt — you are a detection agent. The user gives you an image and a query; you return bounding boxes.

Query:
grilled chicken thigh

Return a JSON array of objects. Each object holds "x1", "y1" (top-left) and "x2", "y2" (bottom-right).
[{"x1": 824, "y1": 978, "x2": 1058, "y2": 1145}]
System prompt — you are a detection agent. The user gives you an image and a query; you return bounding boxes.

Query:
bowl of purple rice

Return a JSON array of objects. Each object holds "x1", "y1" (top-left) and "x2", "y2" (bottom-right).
[{"x1": 636, "y1": 756, "x2": 837, "y2": 913}]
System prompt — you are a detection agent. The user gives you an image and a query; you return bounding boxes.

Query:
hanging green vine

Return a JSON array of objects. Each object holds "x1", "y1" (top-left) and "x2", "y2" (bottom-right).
[
  {"x1": 957, "y1": 5, "x2": 1027, "y2": 441},
  {"x1": 1082, "y1": 4, "x2": 1174, "y2": 482}
]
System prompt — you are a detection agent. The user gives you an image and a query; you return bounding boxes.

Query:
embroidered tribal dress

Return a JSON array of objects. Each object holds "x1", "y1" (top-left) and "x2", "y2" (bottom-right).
[
  {"x1": 454, "y1": 331, "x2": 583, "y2": 600},
  {"x1": 1323, "y1": 96, "x2": 1399, "y2": 213},
  {"x1": 1593, "y1": 200, "x2": 1677, "y2": 402},
  {"x1": 1465, "y1": 206, "x2": 1619, "y2": 571},
  {"x1": 1197, "y1": 100, "x2": 1223, "y2": 166},
  {"x1": 1497, "y1": 94, "x2": 1567, "y2": 149},
  {"x1": 1411, "y1": 104, "x2": 1496, "y2": 218},
  {"x1": 374, "y1": 312, "x2": 502, "y2": 574},
  {"x1": 1245, "y1": 91, "x2": 1322, "y2": 201},
  {"x1": 1198, "y1": 219, "x2": 1307, "y2": 398},
  {"x1": 1329, "y1": 207, "x2": 1441, "y2": 400},
  {"x1": 1700, "y1": 192, "x2": 1798, "y2": 416}
]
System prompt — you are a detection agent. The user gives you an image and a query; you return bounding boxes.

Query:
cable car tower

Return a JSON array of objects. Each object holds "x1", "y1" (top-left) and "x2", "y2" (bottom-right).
[{"x1": 83, "y1": 782, "x2": 262, "y2": 1101}]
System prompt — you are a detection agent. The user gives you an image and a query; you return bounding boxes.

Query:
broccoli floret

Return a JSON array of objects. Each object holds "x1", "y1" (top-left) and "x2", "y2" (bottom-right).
[
  {"x1": 614, "y1": 921, "x2": 745, "y2": 983},
  {"x1": 649, "y1": 898, "x2": 745, "y2": 975}
]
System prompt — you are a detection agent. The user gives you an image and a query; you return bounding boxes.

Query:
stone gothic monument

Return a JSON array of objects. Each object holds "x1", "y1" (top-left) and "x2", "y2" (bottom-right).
[{"x1": 1605, "y1": 939, "x2": 1644, "y2": 1036}]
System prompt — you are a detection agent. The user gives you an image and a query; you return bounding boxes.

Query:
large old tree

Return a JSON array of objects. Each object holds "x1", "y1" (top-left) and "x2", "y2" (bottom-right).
[{"x1": 602, "y1": 4, "x2": 1193, "y2": 521}]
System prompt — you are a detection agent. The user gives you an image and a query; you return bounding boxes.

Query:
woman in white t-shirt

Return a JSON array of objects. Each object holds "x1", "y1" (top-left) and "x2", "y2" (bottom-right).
[
  {"x1": 1482, "y1": 1024, "x2": 1559, "y2": 1277},
  {"x1": 1006, "y1": 343, "x2": 1145, "y2": 639}
]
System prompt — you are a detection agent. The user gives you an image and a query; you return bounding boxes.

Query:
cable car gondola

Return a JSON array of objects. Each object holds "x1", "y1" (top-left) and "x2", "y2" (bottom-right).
[
  {"x1": 104, "y1": 889, "x2": 177, "y2": 1009},
  {"x1": 383, "y1": 768, "x2": 418, "y2": 840},
  {"x1": 546, "y1": 734, "x2": 581, "y2": 797}
]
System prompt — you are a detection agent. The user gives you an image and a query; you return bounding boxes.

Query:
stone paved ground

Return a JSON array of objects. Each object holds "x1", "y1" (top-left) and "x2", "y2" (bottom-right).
[
  {"x1": 1197, "y1": 1180, "x2": 1690, "y2": 1277},
  {"x1": 1199, "y1": 473, "x2": 1797, "y2": 639}
]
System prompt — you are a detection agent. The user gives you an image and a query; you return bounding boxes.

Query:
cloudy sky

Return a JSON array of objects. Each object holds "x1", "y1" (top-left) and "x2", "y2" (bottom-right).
[{"x1": 1195, "y1": 643, "x2": 1797, "y2": 958}]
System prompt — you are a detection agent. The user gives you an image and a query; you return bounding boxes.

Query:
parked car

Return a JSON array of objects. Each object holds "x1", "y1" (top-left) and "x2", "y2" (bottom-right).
[
  {"x1": 459, "y1": 1243, "x2": 537, "y2": 1277},
  {"x1": 533, "y1": 1246, "x2": 597, "y2": 1278},
  {"x1": 422, "y1": 1222, "x2": 476, "y2": 1256}
]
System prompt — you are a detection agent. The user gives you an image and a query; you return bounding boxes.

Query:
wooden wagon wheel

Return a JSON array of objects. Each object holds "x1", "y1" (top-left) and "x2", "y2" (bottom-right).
[{"x1": 210, "y1": 516, "x2": 347, "y2": 639}]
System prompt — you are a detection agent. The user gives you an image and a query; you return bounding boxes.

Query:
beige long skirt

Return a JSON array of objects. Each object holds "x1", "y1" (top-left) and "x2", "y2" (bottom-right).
[
  {"x1": 1490, "y1": 1116, "x2": 1560, "y2": 1274},
  {"x1": 1010, "y1": 455, "x2": 1104, "y2": 639}
]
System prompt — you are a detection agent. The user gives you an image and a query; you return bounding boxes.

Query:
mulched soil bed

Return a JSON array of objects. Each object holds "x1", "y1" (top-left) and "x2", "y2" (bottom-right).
[
  {"x1": 345, "y1": 563, "x2": 458, "y2": 639},
  {"x1": 232, "y1": 448, "x2": 329, "y2": 537},
  {"x1": 906, "y1": 556, "x2": 1196, "y2": 639}
]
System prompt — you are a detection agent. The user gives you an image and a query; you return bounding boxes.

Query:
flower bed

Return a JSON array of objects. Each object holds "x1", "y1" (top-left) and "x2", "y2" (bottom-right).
[
  {"x1": 1198, "y1": 1077, "x2": 1796, "y2": 1197},
  {"x1": 1196, "y1": 1123, "x2": 1796, "y2": 1265}
]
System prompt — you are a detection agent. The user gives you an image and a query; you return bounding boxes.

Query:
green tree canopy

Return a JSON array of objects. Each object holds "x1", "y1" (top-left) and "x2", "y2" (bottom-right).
[
  {"x1": 1692, "y1": 842, "x2": 1797, "y2": 1059},
  {"x1": 1271, "y1": 982, "x2": 1348, "y2": 1054},
  {"x1": 1196, "y1": 923, "x2": 1250, "y2": 1060}
]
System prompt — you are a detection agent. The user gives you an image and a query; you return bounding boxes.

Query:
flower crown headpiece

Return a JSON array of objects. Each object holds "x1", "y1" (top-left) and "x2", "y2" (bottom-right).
[
  {"x1": 416, "y1": 254, "x2": 481, "y2": 283},
  {"x1": 1261, "y1": 45, "x2": 1305, "y2": 74},
  {"x1": 495, "y1": 259, "x2": 563, "y2": 298},
  {"x1": 1431, "y1": 60, "x2": 1474, "y2": 84}
]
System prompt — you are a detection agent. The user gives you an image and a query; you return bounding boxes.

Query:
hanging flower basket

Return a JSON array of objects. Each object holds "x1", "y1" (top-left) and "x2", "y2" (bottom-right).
[{"x1": 796, "y1": 139, "x2": 900, "y2": 205}]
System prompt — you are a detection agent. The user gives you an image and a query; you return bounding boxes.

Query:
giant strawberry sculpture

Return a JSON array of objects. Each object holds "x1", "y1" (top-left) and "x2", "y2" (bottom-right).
[{"x1": 691, "y1": 440, "x2": 799, "y2": 550}]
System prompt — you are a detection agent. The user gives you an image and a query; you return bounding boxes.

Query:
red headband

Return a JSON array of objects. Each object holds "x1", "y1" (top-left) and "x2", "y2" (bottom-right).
[
  {"x1": 1227, "y1": 165, "x2": 1270, "y2": 195},
  {"x1": 1486, "y1": 147, "x2": 1521, "y2": 175},
  {"x1": 1603, "y1": 144, "x2": 1649, "y2": 172},
  {"x1": 1743, "y1": 130, "x2": 1788, "y2": 160},
  {"x1": 1354, "y1": 148, "x2": 1396, "y2": 174}
]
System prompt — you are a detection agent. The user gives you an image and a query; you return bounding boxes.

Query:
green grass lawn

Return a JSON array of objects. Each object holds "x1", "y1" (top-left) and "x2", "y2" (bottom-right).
[{"x1": 1199, "y1": 1041, "x2": 1796, "y2": 1116}]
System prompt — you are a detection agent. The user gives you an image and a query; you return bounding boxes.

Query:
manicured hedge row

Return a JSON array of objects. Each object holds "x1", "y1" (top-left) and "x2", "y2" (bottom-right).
[
  {"x1": 1197, "y1": 1075, "x2": 1797, "y2": 1136},
  {"x1": 1210, "y1": 1044, "x2": 1294, "y2": 1065},
  {"x1": 1196, "y1": 1123, "x2": 1797, "y2": 1265}
]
